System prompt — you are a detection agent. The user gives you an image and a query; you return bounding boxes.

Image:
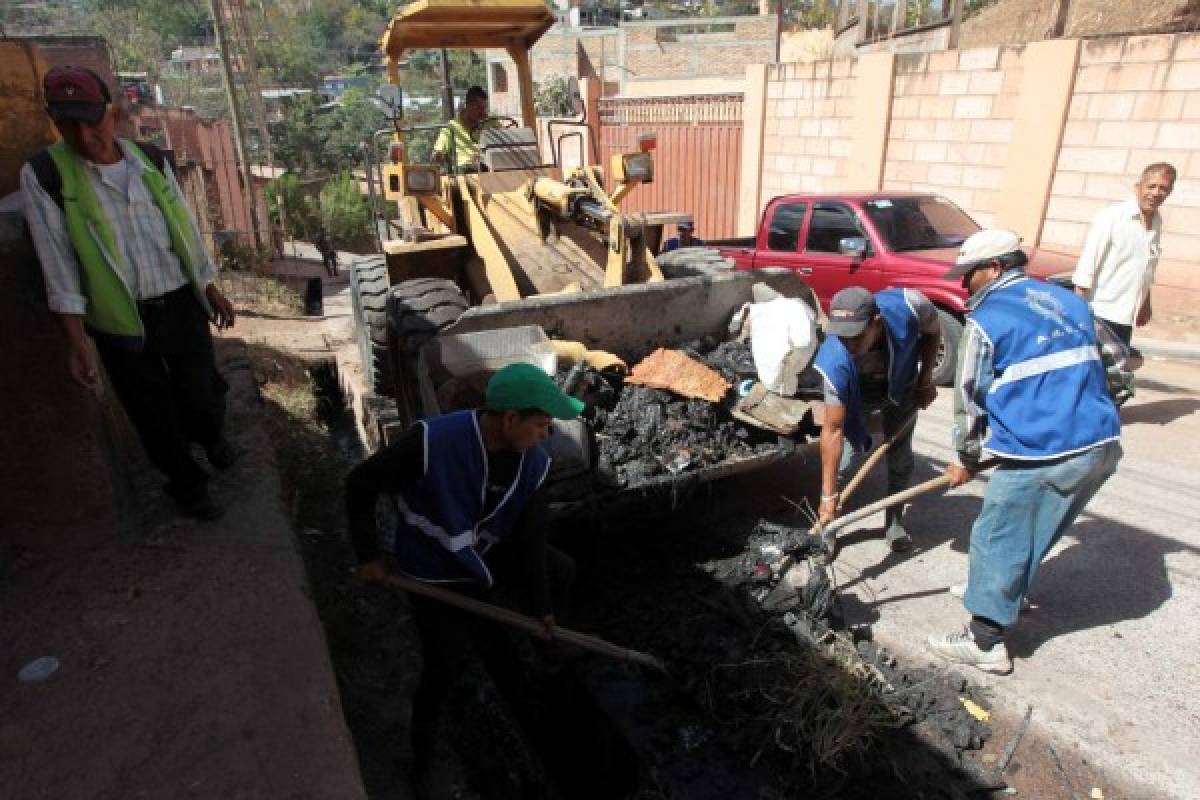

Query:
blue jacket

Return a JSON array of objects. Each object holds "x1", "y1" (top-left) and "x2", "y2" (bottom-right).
[
  {"x1": 384, "y1": 410, "x2": 550, "y2": 585},
  {"x1": 813, "y1": 288, "x2": 924, "y2": 452},
  {"x1": 969, "y1": 275, "x2": 1120, "y2": 460}
]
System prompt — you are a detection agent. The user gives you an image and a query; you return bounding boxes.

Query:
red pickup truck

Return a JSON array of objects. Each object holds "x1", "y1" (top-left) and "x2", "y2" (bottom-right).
[{"x1": 710, "y1": 192, "x2": 1072, "y2": 384}]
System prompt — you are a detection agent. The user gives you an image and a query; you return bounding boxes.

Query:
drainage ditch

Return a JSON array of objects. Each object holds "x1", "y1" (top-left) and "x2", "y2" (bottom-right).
[{"x1": 284, "y1": 359, "x2": 1002, "y2": 800}]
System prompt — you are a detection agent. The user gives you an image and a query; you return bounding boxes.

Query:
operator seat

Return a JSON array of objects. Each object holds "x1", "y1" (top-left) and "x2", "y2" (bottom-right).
[{"x1": 479, "y1": 127, "x2": 544, "y2": 172}]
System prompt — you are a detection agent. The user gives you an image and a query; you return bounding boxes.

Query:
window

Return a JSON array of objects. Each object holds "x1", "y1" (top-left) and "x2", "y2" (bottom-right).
[
  {"x1": 805, "y1": 203, "x2": 862, "y2": 254},
  {"x1": 766, "y1": 202, "x2": 807, "y2": 252},
  {"x1": 862, "y1": 195, "x2": 979, "y2": 252}
]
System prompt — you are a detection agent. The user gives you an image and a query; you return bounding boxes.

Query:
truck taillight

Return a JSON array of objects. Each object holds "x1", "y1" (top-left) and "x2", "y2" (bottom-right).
[{"x1": 637, "y1": 133, "x2": 657, "y2": 153}]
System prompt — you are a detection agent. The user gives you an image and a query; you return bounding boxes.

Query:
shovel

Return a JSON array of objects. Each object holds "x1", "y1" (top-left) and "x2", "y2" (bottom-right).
[
  {"x1": 814, "y1": 412, "x2": 917, "y2": 559},
  {"x1": 376, "y1": 573, "x2": 667, "y2": 673}
]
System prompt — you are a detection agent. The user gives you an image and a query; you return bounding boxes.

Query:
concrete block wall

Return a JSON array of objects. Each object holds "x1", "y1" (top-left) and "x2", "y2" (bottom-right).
[
  {"x1": 740, "y1": 31, "x2": 1199, "y2": 313},
  {"x1": 759, "y1": 58, "x2": 859, "y2": 201},
  {"x1": 1042, "y1": 34, "x2": 1200, "y2": 311},
  {"x1": 882, "y1": 46, "x2": 1023, "y2": 228}
]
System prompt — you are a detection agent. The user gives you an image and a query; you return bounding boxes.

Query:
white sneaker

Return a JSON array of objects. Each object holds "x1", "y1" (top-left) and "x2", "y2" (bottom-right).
[
  {"x1": 926, "y1": 629, "x2": 1013, "y2": 675},
  {"x1": 949, "y1": 583, "x2": 1032, "y2": 612}
]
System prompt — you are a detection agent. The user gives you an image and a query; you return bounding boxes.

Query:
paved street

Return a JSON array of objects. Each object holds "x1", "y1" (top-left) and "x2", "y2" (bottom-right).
[{"x1": 781, "y1": 357, "x2": 1200, "y2": 799}]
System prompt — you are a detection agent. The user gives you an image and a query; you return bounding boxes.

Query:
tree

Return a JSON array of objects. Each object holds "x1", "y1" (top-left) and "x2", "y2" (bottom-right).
[
  {"x1": 318, "y1": 171, "x2": 372, "y2": 243},
  {"x1": 316, "y1": 87, "x2": 389, "y2": 171},
  {"x1": 265, "y1": 173, "x2": 319, "y2": 238}
]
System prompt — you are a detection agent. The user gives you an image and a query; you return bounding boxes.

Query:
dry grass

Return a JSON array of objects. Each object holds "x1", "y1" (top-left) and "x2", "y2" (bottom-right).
[
  {"x1": 217, "y1": 270, "x2": 304, "y2": 316},
  {"x1": 961, "y1": 0, "x2": 1188, "y2": 46}
]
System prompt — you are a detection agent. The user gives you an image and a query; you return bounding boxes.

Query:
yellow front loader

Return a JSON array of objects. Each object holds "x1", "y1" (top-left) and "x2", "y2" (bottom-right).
[{"x1": 349, "y1": 0, "x2": 692, "y2": 399}]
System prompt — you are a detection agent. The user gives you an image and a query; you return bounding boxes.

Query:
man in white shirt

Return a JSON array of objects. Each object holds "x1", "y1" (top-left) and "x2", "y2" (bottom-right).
[{"x1": 1072, "y1": 162, "x2": 1176, "y2": 345}]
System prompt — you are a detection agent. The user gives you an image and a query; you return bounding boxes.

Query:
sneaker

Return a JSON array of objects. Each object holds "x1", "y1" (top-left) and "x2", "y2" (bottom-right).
[
  {"x1": 926, "y1": 629, "x2": 1013, "y2": 675},
  {"x1": 949, "y1": 583, "x2": 1032, "y2": 612},
  {"x1": 204, "y1": 438, "x2": 238, "y2": 470},
  {"x1": 884, "y1": 520, "x2": 912, "y2": 552}
]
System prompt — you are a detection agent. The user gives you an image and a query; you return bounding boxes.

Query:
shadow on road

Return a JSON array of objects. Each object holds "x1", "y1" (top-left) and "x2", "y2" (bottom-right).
[{"x1": 1119, "y1": 397, "x2": 1200, "y2": 426}]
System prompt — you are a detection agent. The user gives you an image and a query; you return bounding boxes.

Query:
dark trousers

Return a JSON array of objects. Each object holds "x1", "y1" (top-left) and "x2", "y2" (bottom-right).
[
  {"x1": 93, "y1": 286, "x2": 228, "y2": 502},
  {"x1": 408, "y1": 544, "x2": 575, "y2": 766},
  {"x1": 322, "y1": 252, "x2": 338, "y2": 277},
  {"x1": 1100, "y1": 318, "x2": 1133, "y2": 346}
]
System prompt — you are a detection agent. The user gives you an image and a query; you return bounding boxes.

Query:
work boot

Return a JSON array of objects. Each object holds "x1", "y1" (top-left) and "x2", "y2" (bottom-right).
[
  {"x1": 926, "y1": 628, "x2": 1013, "y2": 675},
  {"x1": 204, "y1": 438, "x2": 239, "y2": 470},
  {"x1": 950, "y1": 583, "x2": 1032, "y2": 612},
  {"x1": 884, "y1": 507, "x2": 912, "y2": 552}
]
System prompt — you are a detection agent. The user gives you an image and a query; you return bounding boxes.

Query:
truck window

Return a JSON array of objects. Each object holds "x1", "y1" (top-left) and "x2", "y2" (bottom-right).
[
  {"x1": 766, "y1": 202, "x2": 807, "y2": 252},
  {"x1": 863, "y1": 195, "x2": 979, "y2": 252},
  {"x1": 805, "y1": 203, "x2": 862, "y2": 253}
]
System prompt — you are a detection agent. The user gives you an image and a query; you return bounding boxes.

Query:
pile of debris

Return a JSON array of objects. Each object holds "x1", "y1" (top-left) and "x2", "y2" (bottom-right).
[{"x1": 580, "y1": 339, "x2": 791, "y2": 488}]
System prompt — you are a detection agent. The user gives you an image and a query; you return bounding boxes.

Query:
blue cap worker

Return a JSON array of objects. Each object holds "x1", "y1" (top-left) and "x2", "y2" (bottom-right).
[
  {"x1": 926, "y1": 229, "x2": 1121, "y2": 676},
  {"x1": 661, "y1": 220, "x2": 703, "y2": 253},
  {"x1": 345, "y1": 362, "x2": 583, "y2": 783},
  {"x1": 812, "y1": 286, "x2": 943, "y2": 554}
]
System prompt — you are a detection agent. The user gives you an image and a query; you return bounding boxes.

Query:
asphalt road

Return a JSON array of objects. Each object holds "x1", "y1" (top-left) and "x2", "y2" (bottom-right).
[{"x1": 781, "y1": 356, "x2": 1200, "y2": 799}]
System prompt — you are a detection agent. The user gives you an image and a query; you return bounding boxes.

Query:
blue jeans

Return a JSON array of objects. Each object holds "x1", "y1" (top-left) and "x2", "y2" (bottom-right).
[
  {"x1": 964, "y1": 441, "x2": 1122, "y2": 627},
  {"x1": 838, "y1": 402, "x2": 916, "y2": 497}
]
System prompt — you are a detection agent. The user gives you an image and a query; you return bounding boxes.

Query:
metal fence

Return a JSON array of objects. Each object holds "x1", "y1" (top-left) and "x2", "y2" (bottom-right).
[{"x1": 598, "y1": 94, "x2": 744, "y2": 240}]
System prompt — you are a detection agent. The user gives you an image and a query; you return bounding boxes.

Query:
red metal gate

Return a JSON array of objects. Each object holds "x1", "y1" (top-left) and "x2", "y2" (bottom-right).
[{"x1": 598, "y1": 94, "x2": 743, "y2": 240}]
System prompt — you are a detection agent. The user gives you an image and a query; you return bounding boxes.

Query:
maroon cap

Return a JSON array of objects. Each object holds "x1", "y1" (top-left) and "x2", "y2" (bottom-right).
[{"x1": 44, "y1": 66, "x2": 111, "y2": 125}]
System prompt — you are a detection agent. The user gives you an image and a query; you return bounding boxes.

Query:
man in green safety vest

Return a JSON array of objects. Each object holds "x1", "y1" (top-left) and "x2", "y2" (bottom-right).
[
  {"x1": 22, "y1": 66, "x2": 238, "y2": 521},
  {"x1": 431, "y1": 85, "x2": 500, "y2": 172}
]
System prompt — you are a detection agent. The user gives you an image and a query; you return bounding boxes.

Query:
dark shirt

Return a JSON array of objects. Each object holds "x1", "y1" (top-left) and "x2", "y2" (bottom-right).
[{"x1": 345, "y1": 417, "x2": 551, "y2": 612}]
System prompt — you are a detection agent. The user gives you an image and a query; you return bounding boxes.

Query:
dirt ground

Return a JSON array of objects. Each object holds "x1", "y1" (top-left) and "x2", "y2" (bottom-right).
[{"x1": 0, "y1": 307, "x2": 364, "y2": 798}]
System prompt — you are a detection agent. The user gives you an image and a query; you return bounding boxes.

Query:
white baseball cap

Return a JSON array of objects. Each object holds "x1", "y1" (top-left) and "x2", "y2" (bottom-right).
[{"x1": 945, "y1": 229, "x2": 1026, "y2": 279}]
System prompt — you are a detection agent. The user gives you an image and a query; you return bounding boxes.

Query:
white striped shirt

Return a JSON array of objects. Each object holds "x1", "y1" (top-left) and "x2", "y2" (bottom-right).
[{"x1": 20, "y1": 139, "x2": 216, "y2": 316}]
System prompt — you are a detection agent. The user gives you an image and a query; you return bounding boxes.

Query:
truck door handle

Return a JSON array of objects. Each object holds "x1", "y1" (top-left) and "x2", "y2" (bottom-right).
[{"x1": 798, "y1": 267, "x2": 813, "y2": 275}]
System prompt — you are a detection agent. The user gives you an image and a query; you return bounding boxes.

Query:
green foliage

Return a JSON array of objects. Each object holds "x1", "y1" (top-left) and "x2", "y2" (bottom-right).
[
  {"x1": 534, "y1": 76, "x2": 576, "y2": 116},
  {"x1": 318, "y1": 171, "x2": 372, "y2": 243},
  {"x1": 265, "y1": 174, "x2": 319, "y2": 239},
  {"x1": 270, "y1": 88, "x2": 388, "y2": 175}
]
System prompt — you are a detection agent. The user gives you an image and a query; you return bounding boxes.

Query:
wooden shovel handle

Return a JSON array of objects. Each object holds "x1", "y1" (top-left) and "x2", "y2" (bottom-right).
[{"x1": 839, "y1": 412, "x2": 918, "y2": 506}]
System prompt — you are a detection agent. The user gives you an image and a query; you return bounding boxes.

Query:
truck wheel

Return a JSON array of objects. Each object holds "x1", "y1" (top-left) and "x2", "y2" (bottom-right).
[
  {"x1": 655, "y1": 247, "x2": 734, "y2": 279},
  {"x1": 349, "y1": 255, "x2": 392, "y2": 396},
  {"x1": 387, "y1": 278, "x2": 469, "y2": 354},
  {"x1": 933, "y1": 309, "x2": 963, "y2": 387}
]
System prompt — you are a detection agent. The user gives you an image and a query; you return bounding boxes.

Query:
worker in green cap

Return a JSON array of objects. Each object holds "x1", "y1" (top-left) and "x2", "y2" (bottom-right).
[{"x1": 345, "y1": 361, "x2": 583, "y2": 783}]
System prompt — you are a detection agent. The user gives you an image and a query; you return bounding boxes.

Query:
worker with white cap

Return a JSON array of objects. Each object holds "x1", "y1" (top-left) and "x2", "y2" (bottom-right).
[{"x1": 927, "y1": 229, "x2": 1122, "y2": 675}]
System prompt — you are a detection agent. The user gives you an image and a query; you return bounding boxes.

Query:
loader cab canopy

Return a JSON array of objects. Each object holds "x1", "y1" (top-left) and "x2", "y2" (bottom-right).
[{"x1": 379, "y1": 0, "x2": 556, "y2": 127}]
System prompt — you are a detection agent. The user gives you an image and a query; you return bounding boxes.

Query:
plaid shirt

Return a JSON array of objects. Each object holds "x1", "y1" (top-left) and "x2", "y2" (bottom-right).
[{"x1": 21, "y1": 139, "x2": 216, "y2": 316}]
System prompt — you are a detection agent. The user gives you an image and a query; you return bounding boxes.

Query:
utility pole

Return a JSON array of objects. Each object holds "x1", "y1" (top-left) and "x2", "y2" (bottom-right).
[
  {"x1": 775, "y1": 0, "x2": 784, "y2": 63},
  {"x1": 1048, "y1": 0, "x2": 1072, "y2": 38},
  {"x1": 440, "y1": 48, "x2": 455, "y2": 121},
  {"x1": 208, "y1": 0, "x2": 262, "y2": 249}
]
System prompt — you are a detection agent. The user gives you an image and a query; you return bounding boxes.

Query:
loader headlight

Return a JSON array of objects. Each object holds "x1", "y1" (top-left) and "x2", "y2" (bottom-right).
[{"x1": 621, "y1": 152, "x2": 654, "y2": 183}]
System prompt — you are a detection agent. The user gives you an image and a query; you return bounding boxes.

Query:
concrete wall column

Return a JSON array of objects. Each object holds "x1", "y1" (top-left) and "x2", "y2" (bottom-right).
[
  {"x1": 846, "y1": 52, "x2": 895, "y2": 191},
  {"x1": 996, "y1": 38, "x2": 1081, "y2": 246},
  {"x1": 737, "y1": 62, "x2": 769, "y2": 236}
]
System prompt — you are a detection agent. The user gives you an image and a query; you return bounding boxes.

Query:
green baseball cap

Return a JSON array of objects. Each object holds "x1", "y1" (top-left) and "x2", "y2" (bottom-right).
[{"x1": 485, "y1": 362, "x2": 584, "y2": 420}]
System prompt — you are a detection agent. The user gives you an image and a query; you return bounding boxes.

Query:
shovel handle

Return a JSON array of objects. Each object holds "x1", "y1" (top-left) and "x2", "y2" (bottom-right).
[{"x1": 839, "y1": 412, "x2": 918, "y2": 506}]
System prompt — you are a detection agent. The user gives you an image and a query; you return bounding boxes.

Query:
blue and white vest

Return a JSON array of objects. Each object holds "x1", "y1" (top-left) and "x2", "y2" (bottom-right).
[
  {"x1": 876, "y1": 289, "x2": 922, "y2": 406},
  {"x1": 971, "y1": 277, "x2": 1120, "y2": 460},
  {"x1": 813, "y1": 289, "x2": 924, "y2": 453},
  {"x1": 385, "y1": 410, "x2": 551, "y2": 585}
]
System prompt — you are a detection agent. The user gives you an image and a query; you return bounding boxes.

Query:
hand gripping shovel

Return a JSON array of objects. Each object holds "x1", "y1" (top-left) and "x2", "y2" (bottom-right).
[
  {"x1": 815, "y1": 412, "x2": 917, "y2": 561},
  {"x1": 819, "y1": 458, "x2": 999, "y2": 556}
]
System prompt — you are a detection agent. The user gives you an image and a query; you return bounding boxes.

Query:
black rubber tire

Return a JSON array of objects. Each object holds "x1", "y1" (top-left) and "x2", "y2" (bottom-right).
[
  {"x1": 349, "y1": 255, "x2": 392, "y2": 396},
  {"x1": 655, "y1": 246, "x2": 735, "y2": 279},
  {"x1": 387, "y1": 278, "x2": 469, "y2": 355},
  {"x1": 932, "y1": 309, "x2": 964, "y2": 387}
]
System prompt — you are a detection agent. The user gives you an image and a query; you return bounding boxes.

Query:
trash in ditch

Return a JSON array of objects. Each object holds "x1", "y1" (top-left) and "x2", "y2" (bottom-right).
[
  {"x1": 18, "y1": 656, "x2": 60, "y2": 683},
  {"x1": 960, "y1": 696, "x2": 991, "y2": 722}
]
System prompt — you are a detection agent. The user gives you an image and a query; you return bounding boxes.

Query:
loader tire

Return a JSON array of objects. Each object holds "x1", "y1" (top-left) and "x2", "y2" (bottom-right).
[
  {"x1": 349, "y1": 255, "x2": 393, "y2": 396},
  {"x1": 387, "y1": 278, "x2": 469, "y2": 355},
  {"x1": 656, "y1": 246, "x2": 735, "y2": 279}
]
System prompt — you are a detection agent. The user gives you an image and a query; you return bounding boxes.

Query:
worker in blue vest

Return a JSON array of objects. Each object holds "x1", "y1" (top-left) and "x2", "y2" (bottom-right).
[
  {"x1": 927, "y1": 229, "x2": 1121, "y2": 675},
  {"x1": 346, "y1": 362, "x2": 583, "y2": 783},
  {"x1": 813, "y1": 286, "x2": 942, "y2": 555}
]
